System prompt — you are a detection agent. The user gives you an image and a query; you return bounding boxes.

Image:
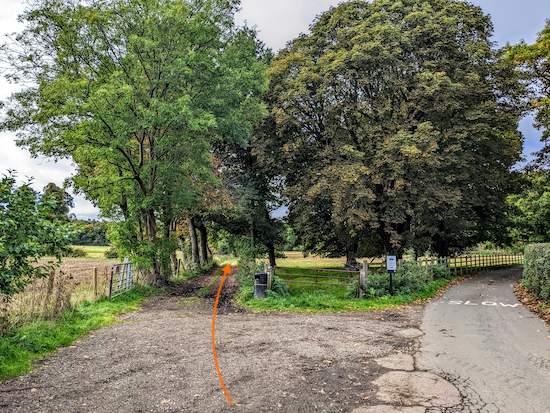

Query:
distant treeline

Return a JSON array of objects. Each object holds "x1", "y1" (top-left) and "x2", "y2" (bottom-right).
[{"x1": 70, "y1": 220, "x2": 109, "y2": 246}]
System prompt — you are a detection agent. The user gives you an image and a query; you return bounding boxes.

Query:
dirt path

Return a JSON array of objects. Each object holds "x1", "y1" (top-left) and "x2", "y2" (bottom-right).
[{"x1": 1, "y1": 268, "x2": 430, "y2": 413}]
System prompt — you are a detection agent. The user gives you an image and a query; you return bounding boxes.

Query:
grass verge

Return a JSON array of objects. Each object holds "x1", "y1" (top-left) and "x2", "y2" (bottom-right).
[
  {"x1": 0, "y1": 285, "x2": 159, "y2": 382},
  {"x1": 237, "y1": 276, "x2": 455, "y2": 313}
]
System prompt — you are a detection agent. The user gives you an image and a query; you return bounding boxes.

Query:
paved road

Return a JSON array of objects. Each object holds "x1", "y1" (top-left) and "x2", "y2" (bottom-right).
[{"x1": 418, "y1": 267, "x2": 550, "y2": 413}]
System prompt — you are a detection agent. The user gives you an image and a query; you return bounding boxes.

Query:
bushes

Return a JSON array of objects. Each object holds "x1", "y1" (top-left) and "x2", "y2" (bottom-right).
[
  {"x1": 363, "y1": 254, "x2": 437, "y2": 297},
  {"x1": 523, "y1": 244, "x2": 550, "y2": 302}
]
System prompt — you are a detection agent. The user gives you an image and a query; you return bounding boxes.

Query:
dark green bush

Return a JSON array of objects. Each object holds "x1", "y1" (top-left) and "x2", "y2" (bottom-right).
[
  {"x1": 364, "y1": 257, "x2": 433, "y2": 297},
  {"x1": 61, "y1": 247, "x2": 87, "y2": 258},
  {"x1": 432, "y1": 264, "x2": 449, "y2": 280},
  {"x1": 523, "y1": 244, "x2": 550, "y2": 302},
  {"x1": 103, "y1": 247, "x2": 118, "y2": 259}
]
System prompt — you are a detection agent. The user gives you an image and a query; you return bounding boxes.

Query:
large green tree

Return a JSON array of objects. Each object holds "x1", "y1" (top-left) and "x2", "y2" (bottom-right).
[
  {"x1": 42, "y1": 183, "x2": 74, "y2": 223},
  {"x1": 508, "y1": 19, "x2": 550, "y2": 162},
  {"x1": 1, "y1": 0, "x2": 267, "y2": 283},
  {"x1": 255, "y1": 0, "x2": 523, "y2": 261},
  {"x1": 0, "y1": 172, "x2": 79, "y2": 298}
]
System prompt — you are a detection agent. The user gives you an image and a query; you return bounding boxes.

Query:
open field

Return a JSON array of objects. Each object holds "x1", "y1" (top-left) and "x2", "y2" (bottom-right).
[
  {"x1": 265, "y1": 251, "x2": 384, "y2": 268},
  {"x1": 1, "y1": 258, "x2": 122, "y2": 334},
  {"x1": 71, "y1": 245, "x2": 110, "y2": 259}
]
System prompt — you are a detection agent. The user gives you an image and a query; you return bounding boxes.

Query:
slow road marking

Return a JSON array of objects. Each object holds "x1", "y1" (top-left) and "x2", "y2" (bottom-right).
[{"x1": 447, "y1": 300, "x2": 521, "y2": 307}]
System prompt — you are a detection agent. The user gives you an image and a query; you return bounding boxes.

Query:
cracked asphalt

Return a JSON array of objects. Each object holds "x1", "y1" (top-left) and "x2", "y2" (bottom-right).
[{"x1": 417, "y1": 267, "x2": 550, "y2": 413}]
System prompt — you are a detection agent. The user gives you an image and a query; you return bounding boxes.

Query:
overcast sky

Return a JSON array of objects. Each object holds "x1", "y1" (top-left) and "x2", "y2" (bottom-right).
[{"x1": 1, "y1": 0, "x2": 549, "y2": 219}]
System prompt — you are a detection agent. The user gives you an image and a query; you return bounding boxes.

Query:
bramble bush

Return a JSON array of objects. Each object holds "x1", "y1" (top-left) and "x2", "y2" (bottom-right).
[{"x1": 523, "y1": 244, "x2": 550, "y2": 302}]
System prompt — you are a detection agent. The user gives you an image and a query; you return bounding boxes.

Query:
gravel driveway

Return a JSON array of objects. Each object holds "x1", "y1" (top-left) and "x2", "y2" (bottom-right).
[{"x1": 0, "y1": 271, "x2": 426, "y2": 413}]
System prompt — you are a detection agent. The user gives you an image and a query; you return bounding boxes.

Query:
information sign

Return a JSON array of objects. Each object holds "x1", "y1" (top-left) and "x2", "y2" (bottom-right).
[{"x1": 386, "y1": 256, "x2": 397, "y2": 273}]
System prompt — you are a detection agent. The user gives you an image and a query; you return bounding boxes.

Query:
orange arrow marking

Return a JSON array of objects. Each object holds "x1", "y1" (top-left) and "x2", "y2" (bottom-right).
[{"x1": 212, "y1": 263, "x2": 233, "y2": 405}]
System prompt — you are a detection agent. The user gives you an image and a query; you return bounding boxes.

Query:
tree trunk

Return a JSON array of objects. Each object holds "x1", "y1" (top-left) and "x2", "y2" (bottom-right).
[
  {"x1": 345, "y1": 243, "x2": 360, "y2": 270},
  {"x1": 188, "y1": 218, "x2": 200, "y2": 266},
  {"x1": 145, "y1": 208, "x2": 163, "y2": 285},
  {"x1": 197, "y1": 221, "x2": 209, "y2": 265},
  {"x1": 178, "y1": 235, "x2": 187, "y2": 269},
  {"x1": 267, "y1": 242, "x2": 277, "y2": 267},
  {"x1": 250, "y1": 221, "x2": 256, "y2": 259}
]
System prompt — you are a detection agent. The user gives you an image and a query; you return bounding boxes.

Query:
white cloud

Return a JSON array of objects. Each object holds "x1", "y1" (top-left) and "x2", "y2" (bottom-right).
[{"x1": 236, "y1": 0, "x2": 336, "y2": 51}]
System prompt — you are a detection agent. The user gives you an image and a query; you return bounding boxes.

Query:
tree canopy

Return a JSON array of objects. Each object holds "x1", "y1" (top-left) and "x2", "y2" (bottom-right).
[
  {"x1": 253, "y1": 0, "x2": 524, "y2": 262},
  {"x1": 1, "y1": 0, "x2": 267, "y2": 283}
]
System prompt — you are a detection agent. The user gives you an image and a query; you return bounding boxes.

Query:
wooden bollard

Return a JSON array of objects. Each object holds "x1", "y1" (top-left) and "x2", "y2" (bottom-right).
[{"x1": 94, "y1": 268, "x2": 98, "y2": 297}]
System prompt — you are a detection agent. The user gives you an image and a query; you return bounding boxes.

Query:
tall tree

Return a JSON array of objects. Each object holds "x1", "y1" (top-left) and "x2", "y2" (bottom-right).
[
  {"x1": 255, "y1": 0, "x2": 523, "y2": 260},
  {"x1": 508, "y1": 19, "x2": 550, "y2": 165},
  {"x1": 1, "y1": 0, "x2": 267, "y2": 283},
  {"x1": 42, "y1": 183, "x2": 74, "y2": 223}
]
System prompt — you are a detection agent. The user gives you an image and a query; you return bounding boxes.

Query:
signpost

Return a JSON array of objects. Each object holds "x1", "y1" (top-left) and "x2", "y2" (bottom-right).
[{"x1": 387, "y1": 255, "x2": 396, "y2": 295}]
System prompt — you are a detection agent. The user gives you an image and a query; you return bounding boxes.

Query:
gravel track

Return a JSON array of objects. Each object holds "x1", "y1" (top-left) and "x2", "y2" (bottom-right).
[{"x1": 0, "y1": 268, "x2": 426, "y2": 412}]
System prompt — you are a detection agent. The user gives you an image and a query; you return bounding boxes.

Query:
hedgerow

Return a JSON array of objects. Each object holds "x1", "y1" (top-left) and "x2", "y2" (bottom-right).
[{"x1": 523, "y1": 244, "x2": 550, "y2": 302}]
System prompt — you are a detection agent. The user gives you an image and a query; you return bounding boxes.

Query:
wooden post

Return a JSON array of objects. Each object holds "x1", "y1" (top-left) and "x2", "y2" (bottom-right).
[
  {"x1": 266, "y1": 266, "x2": 272, "y2": 290},
  {"x1": 94, "y1": 267, "x2": 98, "y2": 298},
  {"x1": 359, "y1": 261, "x2": 367, "y2": 299}
]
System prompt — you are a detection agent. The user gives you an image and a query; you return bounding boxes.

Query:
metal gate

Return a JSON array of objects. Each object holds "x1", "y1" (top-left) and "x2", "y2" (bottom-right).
[{"x1": 109, "y1": 260, "x2": 134, "y2": 300}]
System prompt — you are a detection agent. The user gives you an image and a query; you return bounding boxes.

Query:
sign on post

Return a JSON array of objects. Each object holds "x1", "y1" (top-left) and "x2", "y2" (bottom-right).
[
  {"x1": 386, "y1": 255, "x2": 396, "y2": 295},
  {"x1": 386, "y1": 256, "x2": 397, "y2": 273}
]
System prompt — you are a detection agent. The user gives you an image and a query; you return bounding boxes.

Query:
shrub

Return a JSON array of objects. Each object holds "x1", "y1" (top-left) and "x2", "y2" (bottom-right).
[
  {"x1": 432, "y1": 264, "x2": 449, "y2": 280},
  {"x1": 266, "y1": 275, "x2": 290, "y2": 298},
  {"x1": 364, "y1": 253, "x2": 433, "y2": 297},
  {"x1": 523, "y1": 244, "x2": 550, "y2": 302},
  {"x1": 234, "y1": 262, "x2": 264, "y2": 290},
  {"x1": 61, "y1": 247, "x2": 87, "y2": 258},
  {"x1": 103, "y1": 247, "x2": 118, "y2": 259}
]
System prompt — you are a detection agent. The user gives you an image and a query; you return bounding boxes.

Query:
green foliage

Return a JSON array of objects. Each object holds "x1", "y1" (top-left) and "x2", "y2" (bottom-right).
[
  {"x1": 61, "y1": 247, "x2": 87, "y2": 258},
  {"x1": 41, "y1": 183, "x2": 74, "y2": 224},
  {"x1": 0, "y1": 172, "x2": 81, "y2": 297},
  {"x1": 507, "y1": 19, "x2": 550, "y2": 144},
  {"x1": 508, "y1": 170, "x2": 550, "y2": 244},
  {"x1": 103, "y1": 247, "x2": 119, "y2": 259},
  {"x1": 1, "y1": 0, "x2": 267, "y2": 284},
  {"x1": 432, "y1": 265, "x2": 449, "y2": 280},
  {"x1": 238, "y1": 277, "x2": 451, "y2": 313},
  {"x1": 364, "y1": 263, "x2": 434, "y2": 298},
  {"x1": 0, "y1": 285, "x2": 158, "y2": 381},
  {"x1": 234, "y1": 261, "x2": 265, "y2": 290},
  {"x1": 71, "y1": 220, "x2": 109, "y2": 246},
  {"x1": 171, "y1": 259, "x2": 217, "y2": 284},
  {"x1": 523, "y1": 243, "x2": 550, "y2": 302},
  {"x1": 255, "y1": 0, "x2": 524, "y2": 259},
  {"x1": 265, "y1": 275, "x2": 290, "y2": 299}
]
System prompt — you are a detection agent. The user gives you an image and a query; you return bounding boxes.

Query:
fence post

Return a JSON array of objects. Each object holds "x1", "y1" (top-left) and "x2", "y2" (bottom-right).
[
  {"x1": 359, "y1": 261, "x2": 367, "y2": 299},
  {"x1": 93, "y1": 267, "x2": 98, "y2": 297},
  {"x1": 266, "y1": 266, "x2": 272, "y2": 290}
]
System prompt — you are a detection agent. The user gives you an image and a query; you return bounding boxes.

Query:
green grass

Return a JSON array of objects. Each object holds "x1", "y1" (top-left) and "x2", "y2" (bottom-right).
[
  {"x1": 0, "y1": 285, "x2": 159, "y2": 381},
  {"x1": 238, "y1": 277, "x2": 453, "y2": 313}
]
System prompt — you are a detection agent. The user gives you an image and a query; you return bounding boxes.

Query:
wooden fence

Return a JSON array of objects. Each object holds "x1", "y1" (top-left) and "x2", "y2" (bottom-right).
[{"x1": 269, "y1": 253, "x2": 524, "y2": 297}]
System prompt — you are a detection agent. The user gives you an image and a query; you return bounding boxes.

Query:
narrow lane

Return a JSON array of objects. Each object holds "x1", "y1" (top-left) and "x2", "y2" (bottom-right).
[{"x1": 417, "y1": 267, "x2": 550, "y2": 413}]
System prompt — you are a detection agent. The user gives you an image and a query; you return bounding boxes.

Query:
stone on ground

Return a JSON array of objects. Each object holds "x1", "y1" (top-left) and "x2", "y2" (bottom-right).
[
  {"x1": 394, "y1": 329, "x2": 424, "y2": 339},
  {"x1": 375, "y1": 353, "x2": 415, "y2": 371},
  {"x1": 373, "y1": 371, "x2": 461, "y2": 407}
]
